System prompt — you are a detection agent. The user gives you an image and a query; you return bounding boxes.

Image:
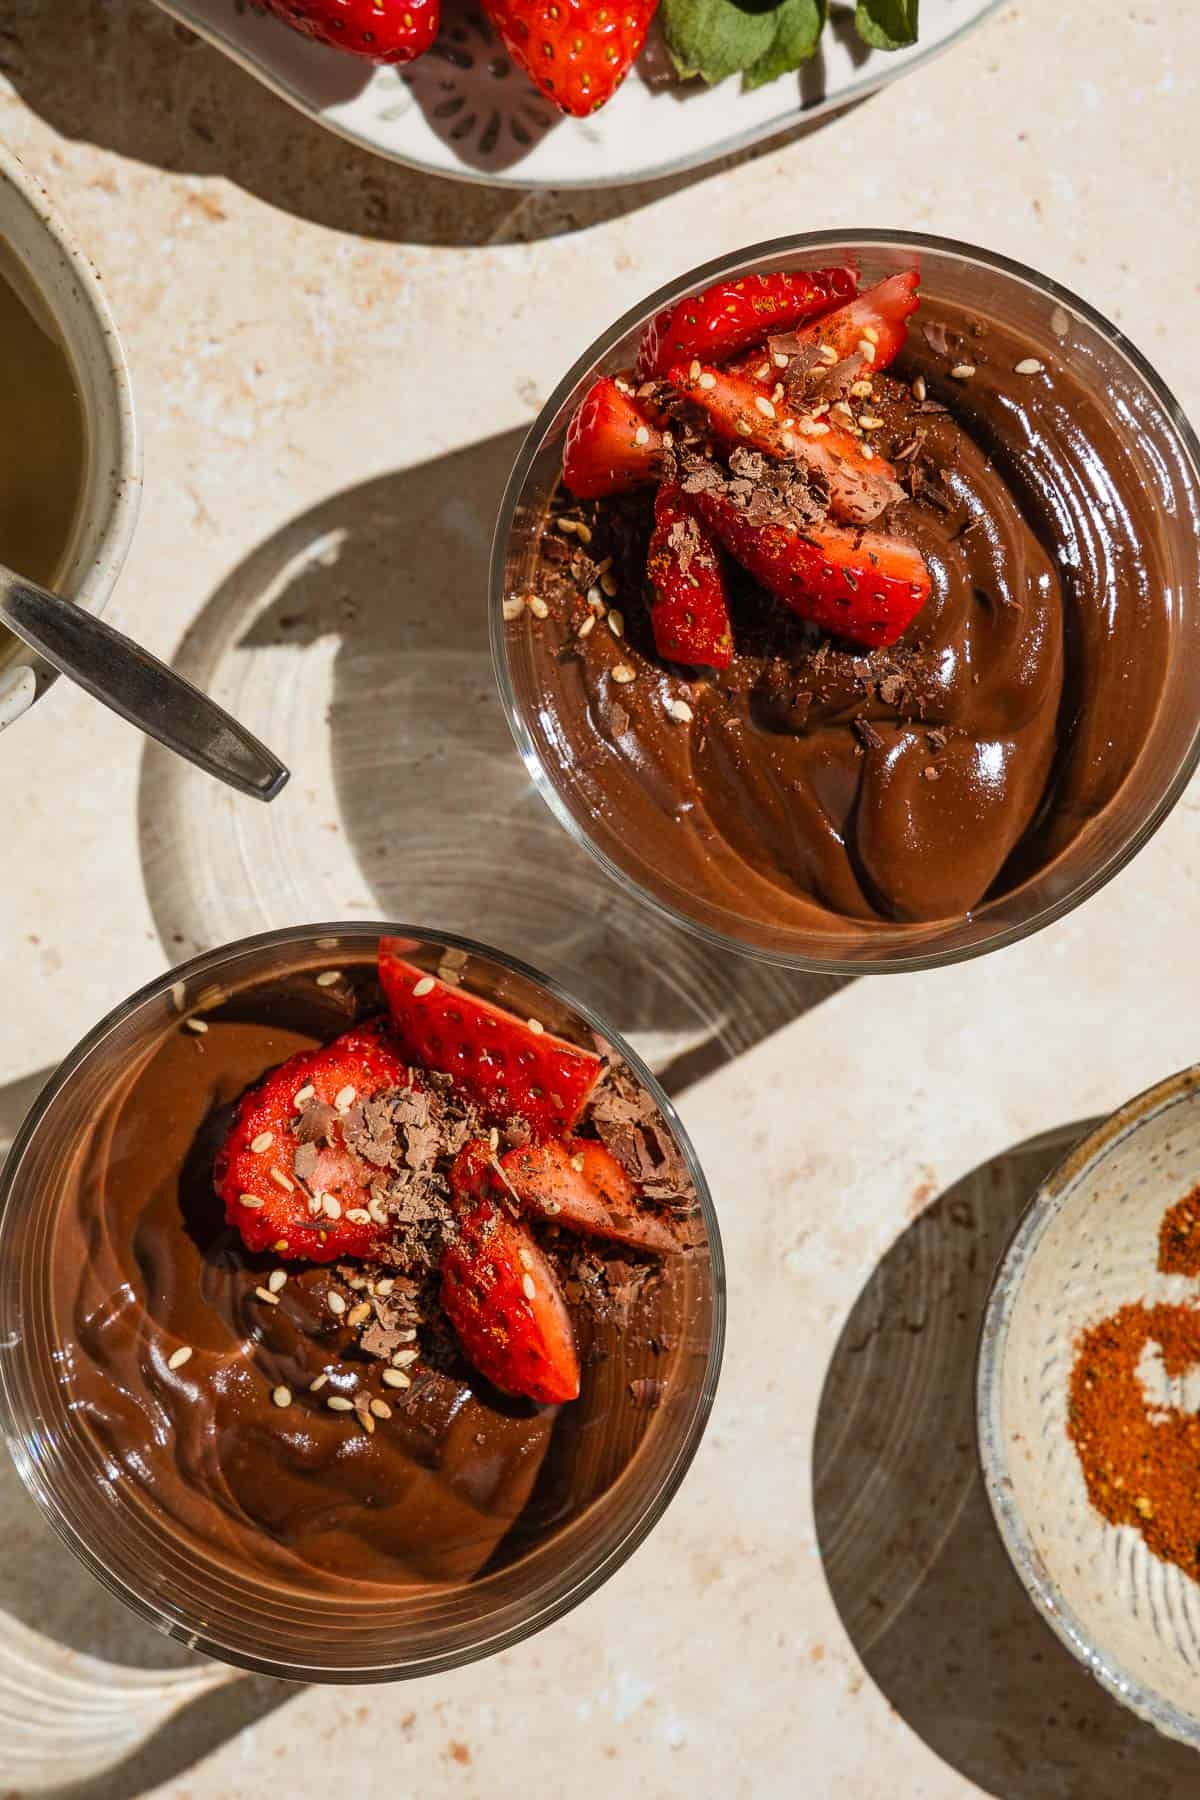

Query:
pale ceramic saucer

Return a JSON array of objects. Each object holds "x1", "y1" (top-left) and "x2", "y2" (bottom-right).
[
  {"x1": 155, "y1": 0, "x2": 1000, "y2": 190},
  {"x1": 979, "y1": 1068, "x2": 1200, "y2": 1746},
  {"x1": 0, "y1": 144, "x2": 141, "y2": 734}
]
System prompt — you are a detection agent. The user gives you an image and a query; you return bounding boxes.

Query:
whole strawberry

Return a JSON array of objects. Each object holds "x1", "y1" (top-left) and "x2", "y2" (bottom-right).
[
  {"x1": 484, "y1": 0, "x2": 657, "y2": 115},
  {"x1": 260, "y1": 0, "x2": 439, "y2": 63}
]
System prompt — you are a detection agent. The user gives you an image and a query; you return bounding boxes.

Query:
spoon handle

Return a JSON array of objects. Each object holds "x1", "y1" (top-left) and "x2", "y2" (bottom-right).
[{"x1": 0, "y1": 570, "x2": 289, "y2": 802}]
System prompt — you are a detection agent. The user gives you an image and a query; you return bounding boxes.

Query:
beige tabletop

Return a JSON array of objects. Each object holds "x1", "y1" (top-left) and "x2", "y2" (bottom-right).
[{"x1": 1, "y1": 1, "x2": 1199, "y2": 1795}]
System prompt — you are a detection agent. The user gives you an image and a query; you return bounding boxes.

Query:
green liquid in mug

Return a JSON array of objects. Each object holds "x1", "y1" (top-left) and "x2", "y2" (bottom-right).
[{"x1": 0, "y1": 251, "x2": 85, "y2": 593}]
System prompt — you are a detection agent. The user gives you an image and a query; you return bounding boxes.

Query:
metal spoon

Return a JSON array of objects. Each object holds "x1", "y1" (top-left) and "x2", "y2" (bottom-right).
[{"x1": 0, "y1": 565, "x2": 289, "y2": 802}]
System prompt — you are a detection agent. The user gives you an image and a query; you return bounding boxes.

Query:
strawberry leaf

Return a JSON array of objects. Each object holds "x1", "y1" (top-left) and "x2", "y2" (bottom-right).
[
  {"x1": 744, "y1": 0, "x2": 824, "y2": 87},
  {"x1": 661, "y1": 0, "x2": 779, "y2": 85},
  {"x1": 854, "y1": 0, "x2": 918, "y2": 49}
]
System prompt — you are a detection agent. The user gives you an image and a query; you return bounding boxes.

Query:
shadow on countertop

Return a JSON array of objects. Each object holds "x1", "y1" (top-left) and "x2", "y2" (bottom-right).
[
  {"x1": 813, "y1": 1120, "x2": 1200, "y2": 1799},
  {"x1": 1, "y1": 0, "x2": 857, "y2": 247},
  {"x1": 137, "y1": 425, "x2": 847, "y2": 1090}
]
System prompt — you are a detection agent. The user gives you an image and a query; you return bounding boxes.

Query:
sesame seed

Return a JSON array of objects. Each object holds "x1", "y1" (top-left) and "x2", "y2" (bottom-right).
[
  {"x1": 753, "y1": 362, "x2": 770, "y2": 381},
  {"x1": 850, "y1": 380, "x2": 873, "y2": 399},
  {"x1": 735, "y1": 420, "x2": 753, "y2": 437},
  {"x1": 323, "y1": 1193, "x2": 342, "y2": 1218},
  {"x1": 347, "y1": 1275, "x2": 367, "y2": 1290},
  {"x1": 269, "y1": 1166, "x2": 294, "y2": 1193},
  {"x1": 666, "y1": 699, "x2": 693, "y2": 724},
  {"x1": 518, "y1": 1247, "x2": 534, "y2": 1269},
  {"x1": 370, "y1": 1399, "x2": 392, "y2": 1420},
  {"x1": 862, "y1": 445, "x2": 875, "y2": 461},
  {"x1": 307, "y1": 1194, "x2": 322, "y2": 1217},
  {"x1": 607, "y1": 609, "x2": 625, "y2": 639},
  {"x1": 522, "y1": 1274, "x2": 536, "y2": 1299},
  {"x1": 272, "y1": 1386, "x2": 292, "y2": 1408},
  {"x1": 167, "y1": 1346, "x2": 193, "y2": 1371},
  {"x1": 335, "y1": 1085, "x2": 357, "y2": 1111},
  {"x1": 611, "y1": 664, "x2": 636, "y2": 685},
  {"x1": 346, "y1": 1207, "x2": 371, "y2": 1224},
  {"x1": 327, "y1": 1395, "x2": 354, "y2": 1412},
  {"x1": 368, "y1": 1197, "x2": 389, "y2": 1225},
  {"x1": 614, "y1": 376, "x2": 631, "y2": 394},
  {"x1": 310, "y1": 1373, "x2": 329, "y2": 1392},
  {"x1": 819, "y1": 344, "x2": 839, "y2": 366},
  {"x1": 573, "y1": 522, "x2": 592, "y2": 545},
  {"x1": 502, "y1": 597, "x2": 525, "y2": 622},
  {"x1": 862, "y1": 326, "x2": 879, "y2": 344},
  {"x1": 586, "y1": 584, "x2": 603, "y2": 606},
  {"x1": 396, "y1": 1327, "x2": 418, "y2": 1342},
  {"x1": 780, "y1": 431, "x2": 795, "y2": 451},
  {"x1": 773, "y1": 351, "x2": 789, "y2": 368},
  {"x1": 557, "y1": 517, "x2": 580, "y2": 536},
  {"x1": 697, "y1": 372, "x2": 717, "y2": 391},
  {"x1": 527, "y1": 1018, "x2": 545, "y2": 1035},
  {"x1": 542, "y1": 1198, "x2": 561, "y2": 1215},
  {"x1": 812, "y1": 401, "x2": 830, "y2": 417},
  {"x1": 570, "y1": 1152, "x2": 586, "y2": 1172},
  {"x1": 950, "y1": 363, "x2": 976, "y2": 380},
  {"x1": 1015, "y1": 357, "x2": 1044, "y2": 375},
  {"x1": 328, "y1": 1291, "x2": 346, "y2": 1316},
  {"x1": 857, "y1": 339, "x2": 876, "y2": 363},
  {"x1": 661, "y1": 431, "x2": 674, "y2": 448},
  {"x1": 528, "y1": 596, "x2": 549, "y2": 620},
  {"x1": 412, "y1": 976, "x2": 435, "y2": 997},
  {"x1": 184, "y1": 1018, "x2": 208, "y2": 1035},
  {"x1": 808, "y1": 422, "x2": 831, "y2": 437},
  {"x1": 912, "y1": 375, "x2": 927, "y2": 401},
  {"x1": 273, "y1": 1239, "x2": 289, "y2": 1253},
  {"x1": 754, "y1": 395, "x2": 775, "y2": 419},
  {"x1": 600, "y1": 572, "x2": 618, "y2": 597},
  {"x1": 688, "y1": 359, "x2": 701, "y2": 379},
  {"x1": 1050, "y1": 306, "x2": 1070, "y2": 337},
  {"x1": 831, "y1": 401, "x2": 854, "y2": 421},
  {"x1": 315, "y1": 970, "x2": 342, "y2": 988},
  {"x1": 268, "y1": 1269, "x2": 287, "y2": 1293},
  {"x1": 375, "y1": 1278, "x2": 395, "y2": 1298},
  {"x1": 240, "y1": 1193, "x2": 264, "y2": 1210},
  {"x1": 347, "y1": 1302, "x2": 371, "y2": 1327},
  {"x1": 358, "y1": 1410, "x2": 376, "y2": 1436},
  {"x1": 254, "y1": 1287, "x2": 280, "y2": 1306},
  {"x1": 634, "y1": 425, "x2": 650, "y2": 446},
  {"x1": 488, "y1": 1128, "x2": 500, "y2": 1151},
  {"x1": 382, "y1": 1368, "x2": 411, "y2": 1389},
  {"x1": 294, "y1": 1084, "x2": 316, "y2": 1107},
  {"x1": 577, "y1": 614, "x2": 595, "y2": 639},
  {"x1": 858, "y1": 416, "x2": 884, "y2": 430},
  {"x1": 392, "y1": 1348, "x2": 419, "y2": 1367},
  {"x1": 251, "y1": 1132, "x2": 275, "y2": 1154}
]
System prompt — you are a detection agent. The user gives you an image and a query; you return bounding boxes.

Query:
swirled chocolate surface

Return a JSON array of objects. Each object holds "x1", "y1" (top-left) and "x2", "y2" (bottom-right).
[
  {"x1": 520, "y1": 296, "x2": 1171, "y2": 927},
  {"x1": 51, "y1": 980, "x2": 698, "y2": 1595}
]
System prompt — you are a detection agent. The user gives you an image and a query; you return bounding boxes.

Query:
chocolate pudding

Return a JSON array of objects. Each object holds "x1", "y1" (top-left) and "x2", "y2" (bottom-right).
[
  {"x1": 50, "y1": 965, "x2": 702, "y2": 1597},
  {"x1": 513, "y1": 294, "x2": 1171, "y2": 929}
]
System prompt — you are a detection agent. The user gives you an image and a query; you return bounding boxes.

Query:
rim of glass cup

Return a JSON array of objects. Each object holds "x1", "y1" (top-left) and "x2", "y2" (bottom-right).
[
  {"x1": 489, "y1": 229, "x2": 1200, "y2": 976},
  {"x1": 975, "y1": 1065, "x2": 1200, "y2": 1748},
  {"x1": 0, "y1": 921, "x2": 726, "y2": 1682}
]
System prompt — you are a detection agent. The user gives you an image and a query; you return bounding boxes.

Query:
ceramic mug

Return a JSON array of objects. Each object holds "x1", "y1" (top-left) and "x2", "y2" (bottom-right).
[{"x1": 0, "y1": 141, "x2": 140, "y2": 731}]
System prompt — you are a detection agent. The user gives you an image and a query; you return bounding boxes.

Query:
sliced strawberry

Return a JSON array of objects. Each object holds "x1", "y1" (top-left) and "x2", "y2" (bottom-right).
[
  {"x1": 441, "y1": 1142, "x2": 581, "y2": 1404},
  {"x1": 667, "y1": 361, "x2": 902, "y2": 526},
  {"x1": 646, "y1": 483, "x2": 733, "y2": 669},
  {"x1": 689, "y1": 488, "x2": 931, "y2": 650},
  {"x1": 789, "y1": 272, "x2": 920, "y2": 374},
  {"x1": 502, "y1": 1137, "x2": 678, "y2": 1254},
  {"x1": 261, "y1": 0, "x2": 439, "y2": 62},
  {"x1": 634, "y1": 268, "x2": 858, "y2": 381},
  {"x1": 214, "y1": 1023, "x2": 410, "y2": 1262},
  {"x1": 378, "y1": 940, "x2": 602, "y2": 1136},
  {"x1": 561, "y1": 377, "x2": 663, "y2": 499}
]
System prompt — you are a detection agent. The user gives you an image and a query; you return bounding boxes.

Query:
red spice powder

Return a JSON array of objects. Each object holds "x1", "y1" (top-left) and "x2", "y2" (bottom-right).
[
  {"x1": 1159, "y1": 1183, "x2": 1200, "y2": 1277},
  {"x1": 1068, "y1": 1301, "x2": 1200, "y2": 1580}
]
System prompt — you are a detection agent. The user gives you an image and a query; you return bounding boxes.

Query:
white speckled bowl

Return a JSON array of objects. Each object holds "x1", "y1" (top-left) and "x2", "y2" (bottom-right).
[
  {"x1": 979, "y1": 1067, "x2": 1200, "y2": 1746},
  {"x1": 0, "y1": 143, "x2": 140, "y2": 732}
]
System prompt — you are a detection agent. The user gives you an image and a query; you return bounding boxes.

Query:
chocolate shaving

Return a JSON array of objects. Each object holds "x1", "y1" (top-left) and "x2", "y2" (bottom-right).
[
  {"x1": 854, "y1": 716, "x2": 885, "y2": 750},
  {"x1": 295, "y1": 1101, "x2": 339, "y2": 1146}
]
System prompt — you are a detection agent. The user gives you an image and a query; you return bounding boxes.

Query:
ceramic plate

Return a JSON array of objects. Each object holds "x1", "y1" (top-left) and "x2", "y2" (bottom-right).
[{"x1": 156, "y1": 0, "x2": 1000, "y2": 190}]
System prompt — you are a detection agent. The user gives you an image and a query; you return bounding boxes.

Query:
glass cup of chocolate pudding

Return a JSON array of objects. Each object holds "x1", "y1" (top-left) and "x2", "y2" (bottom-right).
[
  {"x1": 492, "y1": 232, "x2": 1200, "y2": 971},
  {"x1": 0, "y1": 924, "x2": 723, "y2": 1681}
]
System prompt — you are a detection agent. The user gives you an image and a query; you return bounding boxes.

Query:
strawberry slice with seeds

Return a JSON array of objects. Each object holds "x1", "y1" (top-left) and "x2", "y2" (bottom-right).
[
  {"x1": 689, "y1": 488, "x2": 932, "y2": 650},
  {"x1": 634, "y1": 268, "x2": 858, "y2": 382},
  {"x1": 260, "y1": 0, "x2": 440, "y2": 62},
  {"x1": 215, "y1": 1023, "x2": 410, "y2": 1262},
  {"x1": 441, "y1": 1141, "x2": 581, "y2": 1404},
  {"x1": 789, "y1": 272, "x2": 920, "y2": 374},
  {"x1": 378, "y1": 940, "x2": 602, "y2": 1136},
  {"x1": 501, "y1": 1136, "x2": 678, "y2": 1254},
  {"x1": 562, "y1": 377, "x2": 663, "y2": 499},
  {"x1": 647, "y1": 482, "x2": 733, "y2": 669},
  {"x1": 668, "y1": 361, "x2": 902, "y2": 526}
]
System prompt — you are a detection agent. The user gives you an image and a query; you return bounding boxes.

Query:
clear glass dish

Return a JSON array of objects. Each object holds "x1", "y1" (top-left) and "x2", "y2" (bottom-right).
[
  {"x1": 0, "y1": 923, "x2": 723, "y2": 1682},
  {"x1": 490, "y1": 231, "x2": 1200, "y2": 972}
]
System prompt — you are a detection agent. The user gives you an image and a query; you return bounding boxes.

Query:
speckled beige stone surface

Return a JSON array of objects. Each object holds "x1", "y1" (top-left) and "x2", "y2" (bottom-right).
[{"x1": 0, "y1": 0, "x2": 1198, "y2": 1793}]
